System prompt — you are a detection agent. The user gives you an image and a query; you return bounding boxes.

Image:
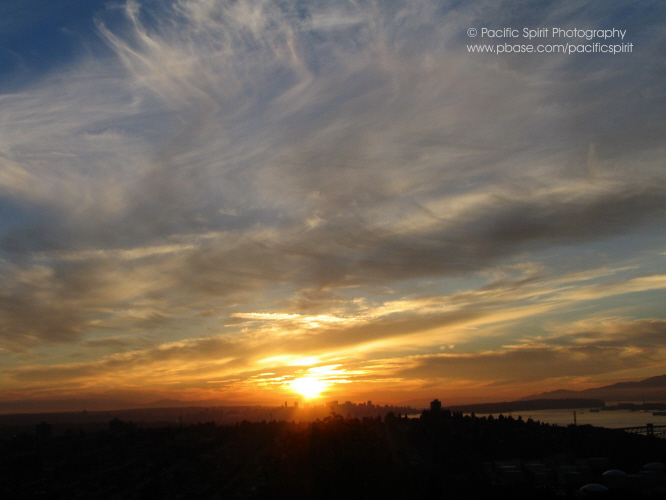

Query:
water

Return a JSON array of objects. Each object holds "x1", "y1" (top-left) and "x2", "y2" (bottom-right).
[{"x1": 473, "y1": 408, "x2": 666, "y2": 429}]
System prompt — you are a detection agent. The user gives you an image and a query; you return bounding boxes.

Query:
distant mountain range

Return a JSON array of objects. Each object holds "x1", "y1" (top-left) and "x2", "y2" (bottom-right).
[
  {"x1": 521, "y1": 374, "x2": 666, "y2": 403},
  {"x1": 139, "y1": 398, "x2": 230, "y2": 409},
  {"x1": 0, "y1": 397, "x2": 234, "y2": 415}
]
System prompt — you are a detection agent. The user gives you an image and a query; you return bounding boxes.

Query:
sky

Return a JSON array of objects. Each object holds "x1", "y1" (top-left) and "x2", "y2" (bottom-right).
[{"x1": 1, "y1": 0, "x2": 665, "y2": 413}]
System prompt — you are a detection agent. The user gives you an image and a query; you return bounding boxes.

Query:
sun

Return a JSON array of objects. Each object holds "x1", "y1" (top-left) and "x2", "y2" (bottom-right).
[{"x1": 290, "y1": 377, "x2": 327, "y2": 399}]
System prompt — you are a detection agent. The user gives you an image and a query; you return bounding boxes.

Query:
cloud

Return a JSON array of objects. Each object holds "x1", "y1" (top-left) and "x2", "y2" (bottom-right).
[
  {"x1": 80, "y1": 337, "x2": 132, "y2": 349},
  {"x1": 544, "y1": 318, "x2": 666, "y2": 349},
  {"x1": 399, "y1": 345, "x2": 662, "y2": 384},
  {"x1": 396, "y1": 318, "x2": 666, "y2": 385},
  {"x1": 4, "y1": 336, "x2": 240, "y2": 386},
  {"x1": 0, "y1": 0, "x2": 665, "y2": 403}
]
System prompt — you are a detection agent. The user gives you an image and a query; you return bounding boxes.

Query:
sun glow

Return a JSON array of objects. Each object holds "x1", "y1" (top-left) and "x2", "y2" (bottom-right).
[{"x1": 290, "y1": 377, "x2": 327, "y2": 399}]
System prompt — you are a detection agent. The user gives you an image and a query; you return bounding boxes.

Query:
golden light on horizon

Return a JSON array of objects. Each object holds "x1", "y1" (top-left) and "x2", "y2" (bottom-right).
[{"x1": 290, "y1": 377, "x2": 327, "y2": 399}]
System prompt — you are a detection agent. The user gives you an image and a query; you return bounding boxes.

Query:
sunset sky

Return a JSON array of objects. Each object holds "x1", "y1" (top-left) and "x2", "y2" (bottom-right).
[{"x1": 1, "y1": 0, "x2": 665, "y2": 412}]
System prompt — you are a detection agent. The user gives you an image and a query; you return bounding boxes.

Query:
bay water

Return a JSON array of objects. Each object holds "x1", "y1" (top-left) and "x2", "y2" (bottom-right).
[{"x1": 474, "y1": 407, "x2": 666, "y2": 429}]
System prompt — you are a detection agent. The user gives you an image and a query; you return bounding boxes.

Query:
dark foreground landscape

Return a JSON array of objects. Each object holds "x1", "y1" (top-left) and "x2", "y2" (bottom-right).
[{"x1": 2, "y1": 406, "x2": 666, "y2": 499}]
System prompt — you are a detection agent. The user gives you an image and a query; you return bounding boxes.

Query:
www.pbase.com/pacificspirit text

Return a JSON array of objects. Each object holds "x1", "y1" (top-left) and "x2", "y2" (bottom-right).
[{"x1": 467, "y1": 42, "x2": 633, "y2": 55}]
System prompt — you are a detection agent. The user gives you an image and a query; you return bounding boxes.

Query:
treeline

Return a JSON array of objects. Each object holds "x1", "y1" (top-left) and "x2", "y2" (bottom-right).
[{"x1": 4, "y1": 411, "x2": 666, "y2": 499}]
